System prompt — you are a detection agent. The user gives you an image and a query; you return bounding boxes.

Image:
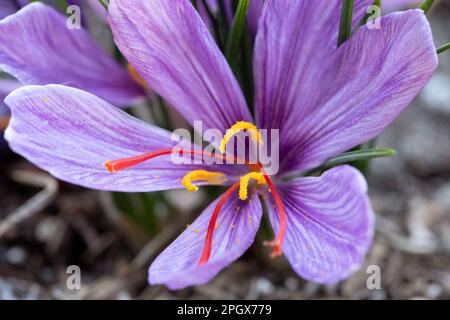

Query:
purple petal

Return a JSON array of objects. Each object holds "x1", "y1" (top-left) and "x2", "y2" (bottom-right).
[
  {"x1": 0, "y1": 103, "x2": 8, "y2": 118},
  {"x1": 0, "y1": 1, "x2": 17, "y2": 19},
  {"x1": 254, "y1": 0, "x2": 373, "y2": 138},
  {"x1": 149, "y1": 192, "x2": 262, "y2": 290},
  {"x1": 247, "y1": 0, "x2": 264, "y2": 35},
  {"x1": 279, "y1": 10, "x2": 438, "y2": 174},
  {"x1": 4, "y1": 85, "x2": 241, "y2": 192},
  {"x1": 85, "y1": 0, "x2": 108, "y2": 22},
  {"x1": 0, "y1": 78, "x2": 21, "y2": 116},
  {"x1": 266, "y1": 166, "x2": 374, "y2": 284},
  {"x1": 384, "y1": 0, "x2": 420, "y2": 12},
  {"x1": 0, "y1": 3, "x2": 143, "y2": 107},
  {"x1": 0, "y1": 0, "x2": 29, "y2": 19},
  {"x1": 108, "y1": 0, "x2": 252, "y2": 133},
  {"x1": 0, "y1": 78, "x2": 20, "y2": 150},
  {"x1": 196, "y1": 0, "x2": 220, "y2": 29}
]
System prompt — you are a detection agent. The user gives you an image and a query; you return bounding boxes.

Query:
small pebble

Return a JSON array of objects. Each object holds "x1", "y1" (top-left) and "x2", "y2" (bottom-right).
[{"x1": 5, "y1": 247, "x2": 26, "y2": 265}]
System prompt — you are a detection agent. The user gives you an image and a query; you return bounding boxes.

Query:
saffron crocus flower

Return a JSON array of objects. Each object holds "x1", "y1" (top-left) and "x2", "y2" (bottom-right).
[
  {"x1": 4, "y1": 0, "x2": 437, "y2": 290},
  {"x1": 0, "y1": 3, "x2": 143, "y2": 107}
]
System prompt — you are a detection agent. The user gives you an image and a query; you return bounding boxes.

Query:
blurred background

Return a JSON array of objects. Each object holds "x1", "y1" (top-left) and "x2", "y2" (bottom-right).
[{"x1": 0, "y1": 0, "x2": 449, "y2": 299}]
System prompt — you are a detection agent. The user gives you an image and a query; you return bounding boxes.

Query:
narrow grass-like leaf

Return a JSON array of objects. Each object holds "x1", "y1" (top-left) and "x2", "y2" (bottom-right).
[
  {"x1": 284, "y1": 148, "x2": 396, "y2": 180},
  {"x1": 419, "y1": 0, "x2": 434, "y2": 13},
  {"x1": 338, "y1": 0, "x2": 354, "y2": 46},
  {"x1": 437, "y1": 42, "x2": 450, "y2": 55},
  {"x1": 323, "y1": 148, "x2": 396, "y2": 169},
  {"x1": 226, "y1": 0, "x2": 250, "y2": 67},
  {"x1": 98, "y1": 0, "x2": 109, "y2": 10}
]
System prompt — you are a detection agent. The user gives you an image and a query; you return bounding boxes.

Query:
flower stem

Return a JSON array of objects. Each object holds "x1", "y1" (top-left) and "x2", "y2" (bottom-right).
[
  {"x1": 338, "y1": 0, "x2": 354, "y2": 47},
  {"x1": 419, "y1": 0, "x2": 434, "y2": 13},
  {"x1": 437, "y1": 42, "x2": 450, "y2": 55}
]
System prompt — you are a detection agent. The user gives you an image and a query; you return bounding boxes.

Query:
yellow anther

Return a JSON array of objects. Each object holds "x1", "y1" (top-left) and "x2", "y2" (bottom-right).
[
  {"x1": 239, "y1": 172, "x2": 266, "y2": 201},
  {"x1": 127, "y1": 63, "x2": 149, "y2": 90},
  {"x1": 181, "y1": 170, "x2": 227, "y2": 192},
  {"x1": 220, "y1": 121, "x2": 263, "y2": 153}
]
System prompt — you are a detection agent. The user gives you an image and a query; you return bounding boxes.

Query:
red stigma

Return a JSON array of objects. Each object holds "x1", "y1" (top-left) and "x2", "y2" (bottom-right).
[
  {"x1": 198, "y1": 182, "x2": 240, "y2": 266},
  {"x1": 103, "y1": 148, "x2": 234, "y2": 173},
  {"x1": 104, "y1": 148, "x2": 174, "y2": 172},
  {"x1": 261, "y1": 170, "x2": 287, "y2": 258}
]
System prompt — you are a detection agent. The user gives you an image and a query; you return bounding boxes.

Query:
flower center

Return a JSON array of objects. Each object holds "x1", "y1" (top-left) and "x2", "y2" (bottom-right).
[{"x1": 103, "y1": 121, "x2": 287, "y2": 264}]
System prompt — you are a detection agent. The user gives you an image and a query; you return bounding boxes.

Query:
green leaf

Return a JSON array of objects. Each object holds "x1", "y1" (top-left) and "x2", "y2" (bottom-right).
[
  {"x1": 98, "y1": 0, "x2": 109, "y2": 10},
  {"x1": 226, "y1": 0, "x2": 250, "y2": 67},
  {"x1": 338, "y1": 0, "x2": 355, "y2": 47},
  {"x1": 419, "y1": 0, "x2": 434, "y2": 13},
  {"x1": 284, "y1": 148, "x2": 396, "y2": 180},
  {"x1": 112, "y1": 191, "x2": 167, "y2": 235},
  {"x1": 437, "y1": 42, "x2": 450, "y2": 55},
  {"x1": 322, "y1": 148, "x2": 396, "y2": 169}
]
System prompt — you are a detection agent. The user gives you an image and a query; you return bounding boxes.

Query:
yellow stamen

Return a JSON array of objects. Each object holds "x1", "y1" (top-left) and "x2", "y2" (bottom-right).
[
  {"x1": 220, "y1": 121, "x2": 263, "y2": 153},
  {"x1": 239, "y1": 172, "x2": 266, "y2": 201},
  {"x1": 181, "y1": 170, "x2": 227, "y2": 192},
  {"x1": 127, "y1": 63, "x2": 149, "y2": 90}
]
